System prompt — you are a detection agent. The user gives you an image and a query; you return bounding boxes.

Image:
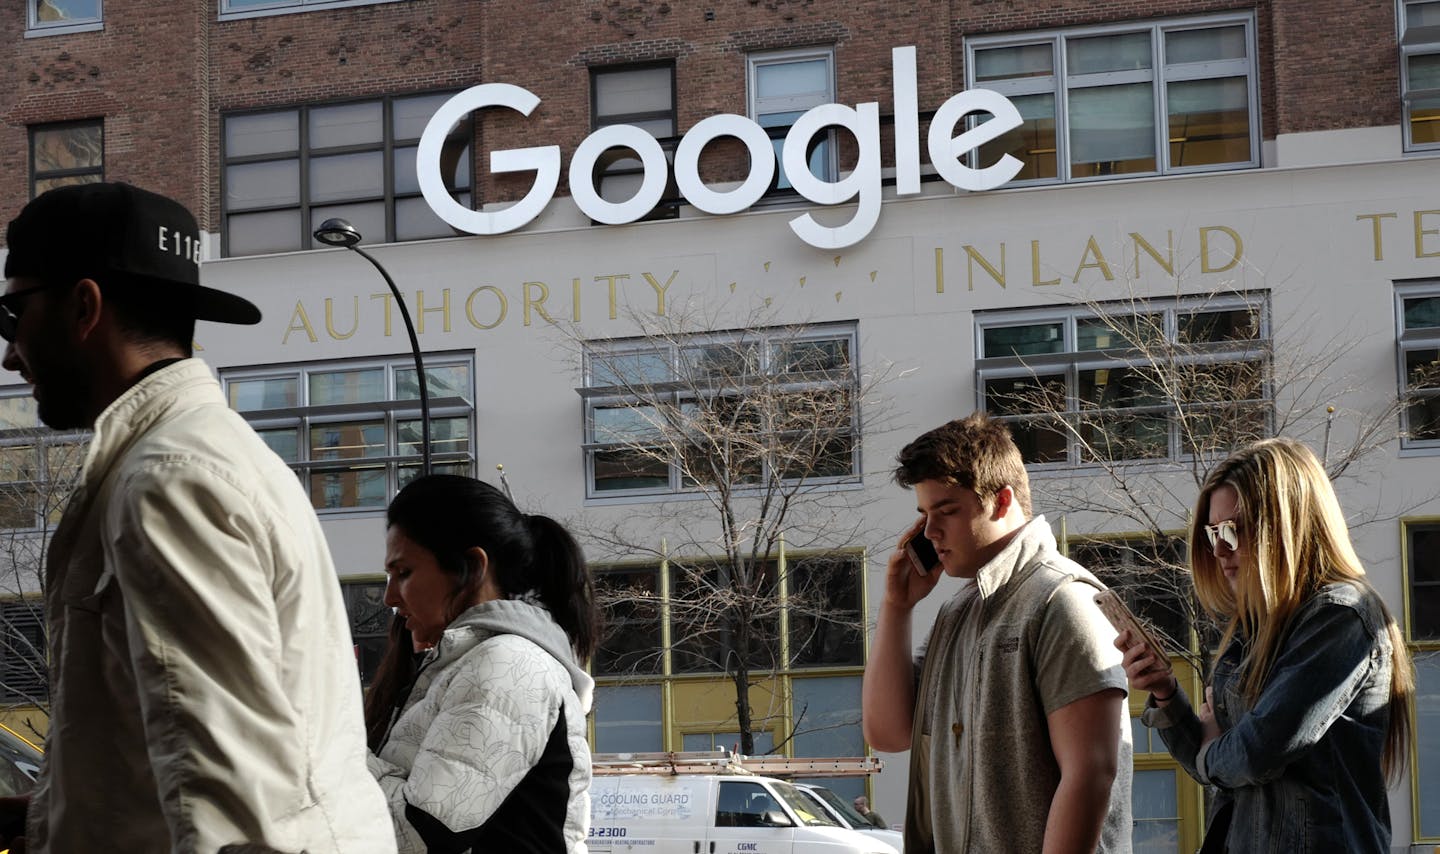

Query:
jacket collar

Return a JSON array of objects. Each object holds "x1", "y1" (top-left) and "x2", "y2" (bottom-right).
[
  {"x1": 427, "y1": 597, "x2": 595, "y2": 713},
  {"x1": 78, "y1": 358, "x2": 220, "y2": 494},
  {"x1": 972, "y1": 515, "x2": 1056, "y2": 605}
]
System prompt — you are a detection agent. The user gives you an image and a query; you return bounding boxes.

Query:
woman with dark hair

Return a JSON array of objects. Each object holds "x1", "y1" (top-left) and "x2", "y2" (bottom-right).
[
  {"x1": 1118, "y1": 437, "x2": 1414, "y2": 853},
  {"x1": 366, "y1": 474, "x2": 599, "y2": 853}
]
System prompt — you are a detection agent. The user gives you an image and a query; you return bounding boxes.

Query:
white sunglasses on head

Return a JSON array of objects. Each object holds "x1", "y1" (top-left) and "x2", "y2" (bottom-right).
[{"x1": 1204, "y1": 519, "x2": 1239, "y2": 551}]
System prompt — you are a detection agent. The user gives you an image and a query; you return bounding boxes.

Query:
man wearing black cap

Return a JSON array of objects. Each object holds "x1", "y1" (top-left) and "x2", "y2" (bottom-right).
[{"x1": 0, "y1": 183, "x2": 397, "y2": 854}]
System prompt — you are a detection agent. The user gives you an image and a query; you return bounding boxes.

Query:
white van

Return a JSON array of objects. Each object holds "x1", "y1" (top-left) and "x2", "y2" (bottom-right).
[{"x1": 587, "y1": 772, "x2": 900, "y2": 854}]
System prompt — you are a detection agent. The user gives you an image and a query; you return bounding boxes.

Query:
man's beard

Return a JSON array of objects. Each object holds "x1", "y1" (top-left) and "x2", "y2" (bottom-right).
[{"x1": 34, "y1": 359, "x2": 92, "y2": 431}]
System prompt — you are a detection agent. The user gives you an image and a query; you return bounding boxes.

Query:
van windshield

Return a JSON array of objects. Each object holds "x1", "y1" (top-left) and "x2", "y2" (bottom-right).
[
  {"x1": 771, "y1": 781, "x2": 842, "y2": 827},
  {"x1": 803, "y1": 785, "x2": 869, "y2": 828}
]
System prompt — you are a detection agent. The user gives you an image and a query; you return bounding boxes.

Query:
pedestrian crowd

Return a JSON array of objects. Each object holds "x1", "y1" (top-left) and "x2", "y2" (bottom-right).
[{"x1": 0, "y1": 182, "x2": 1415, "y2": 853}]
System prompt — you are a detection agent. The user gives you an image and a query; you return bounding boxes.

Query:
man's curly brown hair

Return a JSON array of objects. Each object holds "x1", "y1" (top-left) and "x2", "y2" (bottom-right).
[{"x1": 893, "y1": 413, "x2": 1032, "y2": 516}]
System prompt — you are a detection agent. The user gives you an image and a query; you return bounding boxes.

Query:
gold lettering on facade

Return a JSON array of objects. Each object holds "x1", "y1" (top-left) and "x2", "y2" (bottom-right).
[
  {"x1": 1130, "y1": 231, "x2": 1174, "y2": 277},
  {"x1": 324, "y1": 297, "x2": 359, "y2": 340},
  {"x1": 1072, "y1": 236, "x2": 1115, "y2": 283},
  {"x1": 643, "y1": 271, "x2": 678, "y2": 316},
  {"x1": 935, "y1": 247, "x2": 945, "y2": 293},
  {"x1": 1356, "y1": 212, "x2": 1398, "y2": 261},
  {"x1": 595, "y1": 274, "x2": 629, "y2": 320},
  {"x1": 284, "y1": 300, "x2": 318, "y2": 345},
  {"x1": 964, "y1": 244, "x2": 1005, "y2": 291},
  {"x1": 465, "y1": 286, "x2": 507, "y2": 330},
  {"x1": 370, "y1": 292, "x2": 395, "y2": 337},
  {"x1": 1414, "y1": 210, "x2": 1440, "y2": 258},
  {"x1": 1199, "y1": 226, "x2": 1243, "y2": 273},
  {"x1": 1031, "y1": 241, "x2": 1060, "y2": 287},
  {"x1": 416, "y1": 289, "x2": 452, "y2": 334},
  {"x1": 523, "y1": 281, "x2": 555, "y2": 326}
]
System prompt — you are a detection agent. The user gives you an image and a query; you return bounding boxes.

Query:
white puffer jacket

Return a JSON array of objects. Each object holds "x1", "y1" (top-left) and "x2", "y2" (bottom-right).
[{"x1": 368, "y1": 597, "x2": 595, "y2": 853}]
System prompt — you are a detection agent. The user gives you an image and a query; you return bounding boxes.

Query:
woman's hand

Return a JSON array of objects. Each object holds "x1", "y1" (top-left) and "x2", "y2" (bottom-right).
[
  {"x1": 1199, "y1": 686, "x2": 1221, "y2": 746},
  {"x1": 1115, "y1": 628, "x2": 1177, "y2": 703}
]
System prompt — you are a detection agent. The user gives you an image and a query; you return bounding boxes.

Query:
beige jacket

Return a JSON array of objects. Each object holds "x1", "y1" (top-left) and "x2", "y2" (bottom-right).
[{"x1": 29, "y1": 359, "x2": 395, "y2": 854}]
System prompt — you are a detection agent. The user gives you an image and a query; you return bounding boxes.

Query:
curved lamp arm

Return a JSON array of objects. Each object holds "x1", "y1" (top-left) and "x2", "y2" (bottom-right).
[{"x1": 313, "y1": 219, "x2": 431, "y2": 477}]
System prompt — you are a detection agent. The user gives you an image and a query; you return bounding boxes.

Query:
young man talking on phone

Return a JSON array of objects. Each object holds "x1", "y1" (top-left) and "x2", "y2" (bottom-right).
[{"x1": 862, "y1": 414, "x2": 1132, "y2": 853}]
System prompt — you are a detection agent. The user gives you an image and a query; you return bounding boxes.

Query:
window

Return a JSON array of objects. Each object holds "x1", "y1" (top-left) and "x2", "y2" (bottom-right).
[
  {"x1": 592, "y1": 550, "x2": 863, "y2": 677},
  {"x1": 748, "y1": 48, "x2": 837, "y2": 192},
  {"x1": 28, "y1": 0, "x2": 101, "y2": 34},
  {"x1": 0, "y1": 600, "x2": 45, "y2": 705},
  {"x1": 29, "y1": 120, "x2": 103, "y2": 198},
  {"x1": 1403, "y1": 0, "x2": 1440, "y2": 151},
  {"x1": 1399, "y1": 282, "x2": 1440, "y2": 448},
  {"x1": 341, "y1": 579, "x2": 388, "y2": 686},
  {"x1": 581, "y1": 323, "x2": 859, "y2": 498},
  {"x1": 593, "y1": 684, "x2": 664, "y2": 753},
  {"x1": 0, "y1": 389, "x2": 85, "y2": 531},
  {"x1": 221, "y1": 354, "x2": 475, "y2": 512},
  {"x1": 591, "y1": 64, "x2": 678, "y2": 220},
  {"x1": 669, "y1": 559, "x2": 781, "y2": 674},
  {"x1": 683, "y1": 730, "x2": 776, "y2": 754},
  {"x1": 967, "y1": 13, "x2": 1258, "y2": 183},
  {"x1": 1408, "y1": 520, "x2": 1440, "y2": 642},
  {"x1": 220, "y1": 0, "x2": 402, "y2": 18},
  {"x1": 976, "y1": 294, "x2": 1269, "y2": 466},
  {"x1": 222, "y1": 93, "x2": 471, "y2": 257},
  {"x1": 1405, "y1": 519, "x2": 1440, "y2": 839}
]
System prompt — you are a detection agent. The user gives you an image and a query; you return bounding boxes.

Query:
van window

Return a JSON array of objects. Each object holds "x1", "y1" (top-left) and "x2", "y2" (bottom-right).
[{"x1": 716, "y1": 781, "x2": 793, "y2": 828}]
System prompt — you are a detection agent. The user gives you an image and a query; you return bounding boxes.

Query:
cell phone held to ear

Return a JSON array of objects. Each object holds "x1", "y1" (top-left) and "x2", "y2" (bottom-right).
[
  {"x1": 904, "y1": 532, "x2": 940, "y2": 576},
  {"x1": 1093, "y1": 589, "x2": 1165, "y2": 658}
]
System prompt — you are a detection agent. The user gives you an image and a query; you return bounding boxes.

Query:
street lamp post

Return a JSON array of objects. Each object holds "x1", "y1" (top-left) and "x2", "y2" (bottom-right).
[{"x1": 312, "y1": 218, "x2": 432, "y2": 476}]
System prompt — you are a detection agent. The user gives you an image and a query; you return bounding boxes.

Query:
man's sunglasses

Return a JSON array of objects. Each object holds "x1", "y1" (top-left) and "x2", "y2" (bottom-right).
[
  {"x1": 0, "y1": 281, "x2": 69, "y2": 342},
  {"x1": 1204, "y1": 519, "x2": 1240, "y2": 551}
]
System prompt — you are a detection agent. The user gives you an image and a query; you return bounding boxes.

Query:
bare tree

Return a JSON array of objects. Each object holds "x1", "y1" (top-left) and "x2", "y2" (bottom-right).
[
  {"x1": 0, "y1": 430, "x2": 85, "y2": 737},
  {"x1": 983, "y1": 281, "x2": 1426, "y2": 669},
  {"x1": 569, "y1": 303, "x2": 895, "y2": 755}
]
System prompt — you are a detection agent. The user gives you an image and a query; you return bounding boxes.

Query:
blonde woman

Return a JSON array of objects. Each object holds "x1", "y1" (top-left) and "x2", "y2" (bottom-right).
[{"x1": 1117, "y1": 437, "x2": 1414, "y2": 854}]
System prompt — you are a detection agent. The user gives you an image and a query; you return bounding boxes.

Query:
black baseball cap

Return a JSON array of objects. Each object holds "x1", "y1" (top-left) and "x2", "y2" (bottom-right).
[{"x1": 3, "y1": 182, "x2": 261, "y2": 325}]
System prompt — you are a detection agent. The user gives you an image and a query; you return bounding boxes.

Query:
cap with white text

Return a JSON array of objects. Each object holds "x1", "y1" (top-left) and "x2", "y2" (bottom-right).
[{"x1": 3, "y1": 182, "x2": 261, "y2": 325}]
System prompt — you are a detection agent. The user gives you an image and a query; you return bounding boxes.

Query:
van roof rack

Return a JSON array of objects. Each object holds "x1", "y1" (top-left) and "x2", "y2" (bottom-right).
[{"x1": 591, "y1": 749, "x2": 883, "y2": 778}]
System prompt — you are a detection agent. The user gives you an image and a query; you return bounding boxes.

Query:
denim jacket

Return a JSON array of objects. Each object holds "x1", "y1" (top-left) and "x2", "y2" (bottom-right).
[{"x1": 1142, "y1": 581, "x2": 1394, "y2": 854}]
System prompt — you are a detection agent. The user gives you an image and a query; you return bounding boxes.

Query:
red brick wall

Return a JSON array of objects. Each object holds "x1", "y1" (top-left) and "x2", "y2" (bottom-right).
[{"x1": 0, "y1": 0, "x2": 209, "y2": 235}]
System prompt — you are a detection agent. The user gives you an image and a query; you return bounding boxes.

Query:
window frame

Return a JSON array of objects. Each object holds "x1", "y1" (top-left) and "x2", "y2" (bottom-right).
[
  {"x1": 974, "y1": 292, "x2": 1271, "y2": 469},
  {"x1": 580, "y1": 323, "x2": 861, "y2": 501},
  {"x1": 590, "y1": 61, "x2": 680, "y2": 222},
  {"x1": 1398, "y1": 280, "x2": 1440, "y2": 451},
  {"x1": 1402, "y1": 516, "x2": 1440, "y2": 841},
  {"x1": 591, "y1": 547, "x2": 866, "y2": 679},
  {"x1": 964, "y1": 12, "x2": 1261, "y2": 185},
  {"x1": 746, "y1": 46, "x2": 838, "y2": 195},
  {"x1": 218, "y1": 0, "x2": 404, "y2": 20},
  {"x1": 1401, "y1": 0, "x2": 1440, "y2": 153},
  {"x1": 28, "y1": 119, "x2": 104, "y2": 199},
  {"x1": 27, "y1": 0, "x2": 102, "y2": 35},
  {"x1": 220, "y1": 353, "x2": 477, "y2": 514},
  {"x1": 220, "y1": 92, "x2": 472, "y2": 257}
]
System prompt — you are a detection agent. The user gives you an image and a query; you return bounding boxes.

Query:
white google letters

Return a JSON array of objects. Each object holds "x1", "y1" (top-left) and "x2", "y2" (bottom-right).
[{"x1": 417, "y1": 46, "x2": 1023, "y2": 250}]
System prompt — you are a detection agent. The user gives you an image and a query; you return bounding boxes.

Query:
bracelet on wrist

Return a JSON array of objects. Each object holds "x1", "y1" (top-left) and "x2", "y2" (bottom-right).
[{"x1": 1151, "y1": 689, "x2": 1174, "y2": 702}]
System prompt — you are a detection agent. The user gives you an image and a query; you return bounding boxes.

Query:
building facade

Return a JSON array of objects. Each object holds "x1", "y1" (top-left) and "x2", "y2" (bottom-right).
[{"x1": 2, "y1": 1, "x2": 1440, "y2": 851}]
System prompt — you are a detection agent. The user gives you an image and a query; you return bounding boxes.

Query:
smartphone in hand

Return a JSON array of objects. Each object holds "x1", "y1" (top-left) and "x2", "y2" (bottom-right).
[
  {"x1": 1093, "y1": 589, "x2": 1165, "y2": 657},
  {"x1": 904, "y1": 531, "x2": 940, "y2": 576}
]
